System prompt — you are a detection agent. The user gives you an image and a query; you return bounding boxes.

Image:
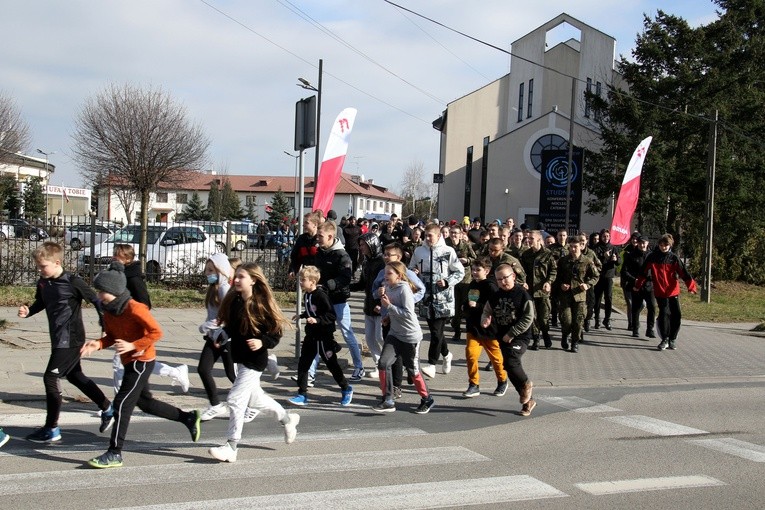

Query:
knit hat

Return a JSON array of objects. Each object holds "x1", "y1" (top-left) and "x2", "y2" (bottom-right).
[
  {"x1": 208, "y1": 252, "x2": 233, "y2": 279},
  {"x1": 94, "y1": 261, "x2": 127, "y2": 296}
]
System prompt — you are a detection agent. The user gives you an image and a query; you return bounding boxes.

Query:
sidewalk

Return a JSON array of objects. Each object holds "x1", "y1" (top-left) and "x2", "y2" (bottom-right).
[{"x1": 1, "y1": 295, "x2": 764, "y2": 417}]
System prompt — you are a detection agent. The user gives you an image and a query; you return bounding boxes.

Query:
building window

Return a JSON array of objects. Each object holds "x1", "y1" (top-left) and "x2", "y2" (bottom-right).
[
  {"x1": 517, "y1": 82, "x2": 524, "y2": 122},
  {"x1": 385, "y1": 203, "x2": 390, "y2": 213},
  {"x1": 303, "y1": 197, "x2": 313, "y2": 208},
  {"x1": 288, "y1": 197, "x2": 295, "y2": 208},
  {"x1": 245, "y1": 195, "x2": 257, "y2": 206},
  {"x1": 595, "y1": 81, "x2": 602, "y2": 121},
  {"x1": 584, "y1": 78, "x2": 593, "y2": 118},
  {"x1": 527, "y1": 79, "x2": 534, "y2": 118},
  {"x1": 176, "y1": 193, "x2": 188, "y2": 204},
  {"x1": 156, "y1": 192, "x2": 168, "y2": 203}
]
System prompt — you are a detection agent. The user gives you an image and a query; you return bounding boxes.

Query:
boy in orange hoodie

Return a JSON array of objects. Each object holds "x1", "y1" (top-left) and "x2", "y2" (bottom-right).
[{"x1": 81, "y1": 262, "x2": 201, "y2": 468}]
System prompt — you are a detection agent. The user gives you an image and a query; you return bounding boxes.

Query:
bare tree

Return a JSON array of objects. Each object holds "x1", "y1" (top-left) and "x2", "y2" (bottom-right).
[
  {"x1": 399, "y1": 160, "x2": 428, "y2": 217},
  {"x1": 0, "y1": 93, "x2": 31, "y2": 160},
  {"x1": 72, "y1": 83, "x2": 210, "y2": 270}
]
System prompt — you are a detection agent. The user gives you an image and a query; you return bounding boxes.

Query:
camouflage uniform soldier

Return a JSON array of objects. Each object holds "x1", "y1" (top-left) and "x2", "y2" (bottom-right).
[
  {"x1": 557, "y1": 237, "x2": 600, "y2": 353},
  {"x1": 520, "y1": 231, "x2": 557, "y2": 350},
  {"x1": 548, "y1": 230, "x2": 569, "y2": 327}
]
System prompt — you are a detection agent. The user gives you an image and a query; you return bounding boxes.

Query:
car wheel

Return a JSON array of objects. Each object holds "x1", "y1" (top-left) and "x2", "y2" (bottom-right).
[
  {"x1": 70, "y1": 238, "x2": 82, "y2": 251},
  {"x1": 215, "y1": 242, "x2": 228, "y2": 254},
  {"x1": 235, "y1": 240, "x2": 247, "y2": 252},
  {"x1": 146, "y1": 261, "x2": 161, "y2": 283},
  {"x1": 28, "y1": 232, "x2": 39, "y2": 241},
  {"x1": 0, "y1": 232, "x2": 6, "y2": 241}
]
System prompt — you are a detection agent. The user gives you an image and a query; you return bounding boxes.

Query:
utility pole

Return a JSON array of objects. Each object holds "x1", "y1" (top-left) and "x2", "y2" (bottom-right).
[{"x1": 701, "y1": 110, "x2": 718, "y2": 303}]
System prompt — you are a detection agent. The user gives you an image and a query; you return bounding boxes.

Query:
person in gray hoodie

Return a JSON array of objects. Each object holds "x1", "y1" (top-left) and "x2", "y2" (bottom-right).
[{"x1": 373, "y1": 261, "x2": 434, "y2": 414}]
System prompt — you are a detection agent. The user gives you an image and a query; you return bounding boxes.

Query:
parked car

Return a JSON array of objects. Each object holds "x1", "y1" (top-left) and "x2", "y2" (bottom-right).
[
  {"x1": 7, "y1": 218, "x2": 49, "y2": 241},
  {"x1": 228, "y1": 221, "x2": 258, "y2": 251},
  {"x1": 65, "y1": 222, "x2": 120, "y2": 250},
  {"x1": 80, "y1": 223, "x2": 221, "y2": 281},
  {"x1": 187, "y1": 221, "x2": 249, "y2": 253},
  {"x1": 0, "y1": 222, "x2": 16, "y2": 241}
]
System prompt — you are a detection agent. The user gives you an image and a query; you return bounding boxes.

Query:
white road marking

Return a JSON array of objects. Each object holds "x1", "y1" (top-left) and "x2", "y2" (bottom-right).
[
  {"x1": 575, "y1": 475, "x2": 725, "y2": 495},
  {"x1": 0, "y1": 411, "x2": 161, "y2": 428},
  {"x1": 0, "y1": 446, "x2": 488, "y2": 496},
  {"x1": 118, "y1": 475, "x2": 568, "y2": 509},
  {"x1": 603, "y1": 415, "x2": 708, "y2": 436},
  {"x1": 688, "y1": 438, "x2": 765, "y2": 462},
  {"x1": 535, "y1": 396, "x2": 621, "y2": 413}
]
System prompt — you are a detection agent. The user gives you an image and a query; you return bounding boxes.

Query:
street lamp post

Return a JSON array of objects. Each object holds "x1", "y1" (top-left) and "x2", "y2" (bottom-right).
[
  {"x1": 36, "y1": 149, "x2": 55, "y2": 222},
  {"x1": 298, "y1": 58, "x2": 323, "y2": 185},
  {"x1": 284, "y1": 150, "x2": 300, "y2": 217}
]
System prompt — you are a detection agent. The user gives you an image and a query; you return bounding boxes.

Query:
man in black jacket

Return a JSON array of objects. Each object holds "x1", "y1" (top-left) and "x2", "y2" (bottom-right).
[
  {"x1": 621, "y1": 236, "x2": 656, "y2": 338},
  {"x1": 593, "y1": 229, "x2": 620, "y2": 330},
  {"x1": 342, "y1": 216, "x2": 362, "y2": 275}
]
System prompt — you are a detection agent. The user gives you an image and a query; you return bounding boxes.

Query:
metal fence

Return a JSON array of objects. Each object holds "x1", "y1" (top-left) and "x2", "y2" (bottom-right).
[{"x1": 0, "y1": 217, "x2": 294, "y2": 290}]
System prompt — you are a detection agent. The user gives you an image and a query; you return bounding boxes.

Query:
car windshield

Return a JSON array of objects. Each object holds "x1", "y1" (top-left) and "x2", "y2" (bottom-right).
[
  {"x1": 231, "y1": 223, "x2": 254, "y2": 235},
  {"x1": 108, "y1": 226, "x2": 165, "y2": 244}
]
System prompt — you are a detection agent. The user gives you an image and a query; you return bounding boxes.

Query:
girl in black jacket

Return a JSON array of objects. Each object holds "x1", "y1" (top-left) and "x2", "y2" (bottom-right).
[{"x1": 208, "y1": 262, "x2": 299, "y2": 463}]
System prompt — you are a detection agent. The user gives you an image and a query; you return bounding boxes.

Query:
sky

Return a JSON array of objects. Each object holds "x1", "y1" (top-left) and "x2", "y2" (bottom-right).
[{"x1": 1, "y1": 0, "x2": 719, "y2": 194}]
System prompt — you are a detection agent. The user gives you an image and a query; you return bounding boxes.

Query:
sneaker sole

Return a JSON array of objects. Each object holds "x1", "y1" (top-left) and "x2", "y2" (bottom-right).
[
  {"x1": 88, "y1": 460, "x2": 123, "y2": 469},
  {"x1": 463, "y1": 392, "x2": 480, "y2": 398},
  {"x1": 288, "y1": 400, "x2": 308, "y2": 406},
  {"x1": 189, "y1": 411, "x2": 202, "y2": 442},
  {"x1": 414, "y1": 405, "x2": 434, "y2": 415},
  {"x1": 209, "y1": 447, "x2": 237, "y2": 462},
  {"x1": 371, "y1": 405, "x2": 396, "y2": 413},
  {"x1": 27, "y1": 435, "x2": 61, "y2": 444},
  {"x1": 0, "y1": 434, "x2": 9, "y2": 448},
  {"x1": 493, "y1": 390, "x2": 507, "y2": 397}
]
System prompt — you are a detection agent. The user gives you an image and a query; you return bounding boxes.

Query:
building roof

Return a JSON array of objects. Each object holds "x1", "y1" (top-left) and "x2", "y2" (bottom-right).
[{"x1": 161, "y1": 172, "x2": 403, "y2": 202}]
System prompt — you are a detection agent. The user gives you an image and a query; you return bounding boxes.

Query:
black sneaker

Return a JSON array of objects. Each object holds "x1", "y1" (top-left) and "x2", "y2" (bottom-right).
[
  {"x1": 561, "y1": 336, "x2": 569, "y2": 351},
  {"x1": 372, "y1": 400, "x2": 396, "y2": 413},
  {"x1": 668, "y1": 339, "x2": 676, "y2": 350},
  {"x1": 99, "y1": 405, "x2": 115, "y2": 433},
  {"x1": 186, "y1": 410, "x2": 201, "y2": 442},
  {"x1": 463, "y1": 384, "x2": 480, "y2": 398},
  {"x1": 493, "y1": 380, "x2": 508, "y2": 397},
  {"x1": 482, "y1": 362, "x2": 492, "y2": 372},
  {"x1": 603, "y1": 321, "x2": 612, "y2": 331},
  {"x1": 657, "y1": 340, "x2": 669, "y2": 351},
  {"x1": 414, "y1": 397, "x2": 435, "y2": 414},
  {"x1": 632, "y1": 331, "x2": 640, "y2": 338},
  {"x1": 88, "y1": 450, "x2": 123, "y2": 469},
  {"x1": 646, "y1": 330, "x2": 656, "y2": 338}
]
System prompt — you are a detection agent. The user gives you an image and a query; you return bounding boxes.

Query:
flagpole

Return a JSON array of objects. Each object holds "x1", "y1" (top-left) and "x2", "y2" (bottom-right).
[{"x1": 61, "y1": 183, "x2": 65, "y2": 217}]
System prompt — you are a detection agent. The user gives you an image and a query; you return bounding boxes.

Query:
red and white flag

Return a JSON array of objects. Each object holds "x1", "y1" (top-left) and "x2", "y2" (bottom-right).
[
  {"x1": 62, "y1": 187, "x2": 70, "y2": 203},
  {"x1": 312, "y1": 108, "x2": 357, "y2": 214},
  {"x1": 610, "y1": 136, "x2": 652, "y2": 245}
]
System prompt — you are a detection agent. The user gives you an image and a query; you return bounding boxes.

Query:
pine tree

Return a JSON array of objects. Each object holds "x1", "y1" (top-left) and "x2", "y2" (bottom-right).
[
  {"x1": 247, "y1": 201, "x2": 258, "y2": 222},
  {"x1": 180, "y1": 191, "x2": 208, "y2": 220},
  {"x1": 22, "y1": 177, "x2": 45, "y2": 219},
  {"x1": 207, "y1": 180, "x2": 221, "y2": 222},
  {"x1": 268, "y1": 187, "x2": 292, "y2": 229},
  {"x1": 220, "y1": 179, "x2": 244, "y2": 220},
  {"x1": 0, "y1": 175, "x2": 20, "y2": 218}
]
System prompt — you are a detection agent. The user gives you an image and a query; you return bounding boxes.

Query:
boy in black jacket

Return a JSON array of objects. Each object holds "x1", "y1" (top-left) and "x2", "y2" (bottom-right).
[
  {"x1": 18, "y1": 242, "x2": 112, "y2": 443},
  {"x1": 288, "y1": 266, "x2": 353, "y2": 407}
]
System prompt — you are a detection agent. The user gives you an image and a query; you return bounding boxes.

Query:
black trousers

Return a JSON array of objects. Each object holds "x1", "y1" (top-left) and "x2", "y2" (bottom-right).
[
  {"x1": 594, "y1": 277, "x2": 614, "y2": 322},
  {"x1": 44, "y1": 347, "x2": 110, "y2": 428},
  {"x1": 656, "y1": 296, "x2": 682, "y2": 341},
  {"x1": 631, "y1": 289, "x2": 656, "y2": 333},
  {"x1": 110, "y1": 360, "x2": 190, "y2": 454},
  {"x1": 379, "y1": 336, "x2": 429, "y2": 402},
  {"x1": 381, "y1": 322, "x2": 404, "y2": 387},
  {"x1": 426, "y1": 317, "x2": 450, "y2": 365},
  {"x1": 500, "y1": 339, "x2": 530, "y2": 394},
  {"x1": 450, "y1": 282, "x2": 469, "y2": 338},
  {"x1": 296, "y1": 335, "x2": 348, "y2": 394},
  {"x1": 198, "y1": 338, "x2": 237, "y2": 406}
]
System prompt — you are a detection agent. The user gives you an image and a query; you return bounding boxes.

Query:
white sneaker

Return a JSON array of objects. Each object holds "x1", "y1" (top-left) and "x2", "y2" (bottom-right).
[
  {"x1": 209, "y1": 443, "x2": 237, "y2": 462},
  {"x1": 368, "y1": 369, "x2": 379, "y2": 380},
  {"x1": 442, "y1": 352, "x2": 454, "y2": 374},
  {"x1": 174, "y1": 365, "x2": 190, "y2": 393},
  {"x1": 420, "y1": 364, "x2": 436, "y2": 379},
  {"x1": 200, "y1": 403, "x2": 228, "y2": 421},
  {"x1": 266, "y1": 354, "x2": 280, "y2": 379},
  {"x1": 243, "y1": 407, "x2": 260, "y2": 423},
  {"x1": 283, "y1": 413, "x2": 300, "y2": 444}
]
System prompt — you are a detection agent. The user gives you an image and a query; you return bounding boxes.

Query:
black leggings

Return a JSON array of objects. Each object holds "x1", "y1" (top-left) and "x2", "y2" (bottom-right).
[
  {"x1": 197, "y1": 338, "x2": 236, "y2": 406},
  {"x1": 656, "y1": 296, "x2": 682, "y2": 341},
  {"x1": 110, "y1": 360, "x2": 191, "y2": 454},
  {"x1": 43, "y1": 347, "x2": 110, "y2": 428}
]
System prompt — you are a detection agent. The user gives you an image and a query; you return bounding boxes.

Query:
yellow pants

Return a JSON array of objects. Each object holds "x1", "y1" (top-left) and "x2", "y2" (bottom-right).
[{"x1": 465, "y1": 333, "x2": 506, "y2": 385}]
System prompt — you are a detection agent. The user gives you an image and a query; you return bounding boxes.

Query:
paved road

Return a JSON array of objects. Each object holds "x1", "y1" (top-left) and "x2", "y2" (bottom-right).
[{"x1": 1, "y1": 295, "x2": 763, "y2": 509}]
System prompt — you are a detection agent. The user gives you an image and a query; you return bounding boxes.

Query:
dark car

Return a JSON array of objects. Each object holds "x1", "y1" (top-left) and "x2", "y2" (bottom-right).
[{"x1": 7, "y1": 218, "x2": 49, "y2": 241}]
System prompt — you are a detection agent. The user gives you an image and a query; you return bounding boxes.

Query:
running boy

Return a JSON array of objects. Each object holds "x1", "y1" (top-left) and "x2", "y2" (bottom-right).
[
  {"x1": 480, "y1": 264, "x2": 536, "y2": 416},
  {"x1": 462, "y1": 257, "x2": 507, "y2": 398},
  {"x1": 19, "y1": 242, "x2": 112, "y2": 443},
  {"x1": 81, "y1": 261, "x2": 202, "y2": 468},
  {"x1": 288, "y1": 266, "x2": 353, "y2": 406}
]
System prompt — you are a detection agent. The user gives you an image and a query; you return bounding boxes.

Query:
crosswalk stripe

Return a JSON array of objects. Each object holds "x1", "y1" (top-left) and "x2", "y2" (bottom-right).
[
  {"x1": 0, "y1": 411, "x2": 160, "y2": 428},
  {"x1": 0, "y1": 446, "x2": 487, "y2": 496},
  {"x1": 117, "y1": 475, "x2": 568, "y2": 509},
  {"x1": 535, "y1": 396, "x2": 621, "y2": 413},
  {"x1": 603, "y1": 415, "x2": 708, "y2": 436},
  {"x1": 575, "y1": 475, "x2": 725, "y2": 495},
  {"x1": 688, "y1": 438, "x2": 765, "y2": 463}
]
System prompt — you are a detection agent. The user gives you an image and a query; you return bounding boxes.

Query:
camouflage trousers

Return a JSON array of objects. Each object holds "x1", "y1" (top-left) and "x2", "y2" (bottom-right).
[
  {"x1": 559, "y1": 294, "x2": 587, "y2": 343},
  {"x1": 532, "y1": 295, "x2": 551, "y2": 336}
]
